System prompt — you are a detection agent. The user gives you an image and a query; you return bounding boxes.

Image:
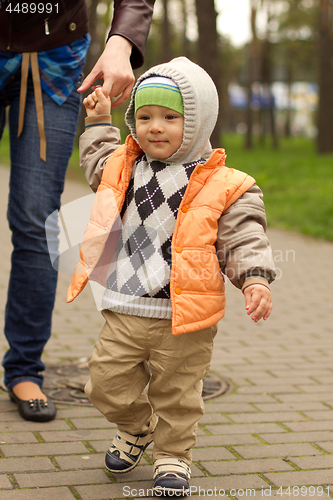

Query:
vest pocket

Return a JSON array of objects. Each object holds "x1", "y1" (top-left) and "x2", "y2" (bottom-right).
[{"x1": 204, "y1": 245, "x2": 225, "y2": 292}]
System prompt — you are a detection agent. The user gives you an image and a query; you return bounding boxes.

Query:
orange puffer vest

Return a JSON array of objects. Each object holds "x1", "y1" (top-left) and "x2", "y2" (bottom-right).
[{"x1": 67, "y1": 135, "x2": 255, "y2": 335}]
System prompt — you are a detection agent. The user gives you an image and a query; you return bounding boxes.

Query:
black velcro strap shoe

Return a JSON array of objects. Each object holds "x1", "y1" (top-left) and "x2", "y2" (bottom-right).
[
  {"x1": 153, "y1": 458, "x2": 191, "y2": 496},
  {"x1": 105, "y1": 428, "x2": 154, "y2": 473},
  {"x1": 9, "y1": 390, "x2": 57, "y2": 422}
]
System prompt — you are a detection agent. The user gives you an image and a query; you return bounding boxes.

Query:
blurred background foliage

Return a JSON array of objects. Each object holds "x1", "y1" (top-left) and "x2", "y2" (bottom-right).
[
  {"x1": 79, "y1": 0, "x2": 333, "y2": 240},
  {"x1": 1, "y1": 0, "x2": 332, "y2": 240}
]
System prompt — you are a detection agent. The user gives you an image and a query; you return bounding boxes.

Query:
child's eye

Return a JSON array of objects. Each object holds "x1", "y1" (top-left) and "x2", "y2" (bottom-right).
[{"x1": 166, "y1": 115, "x2": 176, "y2": 120}]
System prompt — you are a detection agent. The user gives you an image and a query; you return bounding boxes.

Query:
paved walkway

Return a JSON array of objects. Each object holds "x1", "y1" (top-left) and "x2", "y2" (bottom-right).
[{"x1": 0, "y1": 163, "x2": 333, "y2": 500}]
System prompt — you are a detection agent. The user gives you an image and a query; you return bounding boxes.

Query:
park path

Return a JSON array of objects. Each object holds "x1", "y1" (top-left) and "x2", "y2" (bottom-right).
[{"x1": 0, "y1": 163, "x2": 333, "y2": 499}]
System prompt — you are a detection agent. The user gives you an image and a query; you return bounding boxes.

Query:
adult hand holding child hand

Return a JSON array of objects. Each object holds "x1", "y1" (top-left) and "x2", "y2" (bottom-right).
[{"x1": 83, "y1": 87, "x2": 111, "y2": 117}]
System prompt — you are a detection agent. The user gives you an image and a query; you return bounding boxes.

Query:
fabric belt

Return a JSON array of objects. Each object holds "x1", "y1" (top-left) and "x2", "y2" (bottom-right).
[{"x1": 17, "y1": 52, "x2": 46, "y2": 161}]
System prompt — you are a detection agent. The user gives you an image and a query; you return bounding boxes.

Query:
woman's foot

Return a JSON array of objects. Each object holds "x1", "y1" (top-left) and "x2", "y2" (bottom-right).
[
  {"x1": 9, "y1": 381, "x2": 56, "y2": 422},
  {"x1": 12, "y1": 381, "x2": 47, "y2": 401}
]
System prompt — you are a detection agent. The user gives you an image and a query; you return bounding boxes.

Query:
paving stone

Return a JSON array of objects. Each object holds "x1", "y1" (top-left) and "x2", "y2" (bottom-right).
[
  {"x1": 0, "y1": 411, "x2": 28, "y2": 422},
  {"x1": 302, "y1": 410, "x2": 333, "y2": 420},
  {"x1": 55, "y1": 453, "x2": 105, "y2": 470},
  {"x1": 192, "y1": 447, "x2": 236, "y2": 461},
  {"x1": 246, "y1": 376, "x2": 318, "y2": 386},
  {"x1": 207, "y1": 395, "x2": 277, "y2": 403},
  {"x1": 274, "y1": 393, "x2": 333, "y2": 403},
  {"x1": 233, "y1": 443, "x2": 323, "y2": 459},
  {"x1": 236, "y1": 385, "x2": 303, "y2": 394},
  {"x1": 298, "y1": 384, "x2": 333, "y2": 393},
  {"x1": 0, "y1": 420, "x2": 71, "y2": 432},
  {"x1": 195, "y1": 434, "x2": 261, "y2": 447},
  {"x1": 204, "y1": 403, "x2": 259, "y2": 413},
  {"x1": 0, "y1": 457, "x2": 56, "y2": 473},
  {"x1": 0, "y1": 487, "x2": 76, "y2": 499},
  {"x1": 1, "y1": 442, "x2": 89, "y2": 457},
  {"x1": 201, "y1": 457, "x2": 294, "y2": 476},
  {"x1": 0, "y1": 474, "x2": 12, "y2": 489},
  {"x1": 0, "y1": 432, "x2": 39, "y2": 444},
  {"x1": 286, "y1": 421, "x2": 333, "y2": 432},
  {"x1": 228, "y1": 412, "x2": 305, "y2": 423},
  {"x1": 39, "y1": 428, "x2": 115, "y2": 442},
  {"x1": 205, "y1": 423, "x2": 288, "y2": 435},
  {"x1": 255, "y1": 402, "x2": 330, "y2": 412},
  {"x1": 291, "y1": 455, "x2": 333, "y2": 470},
  {"x1": 76, "y1": 482, "x2": 153, "y2": 499},
  {"x1": 15, "y1": 469, "x2": 110, "y2": 488},
  {"x1": 199, "y1": 413, "x2": 230, "y2": 424},
  {"x1": 315, "y1": 442, "x2": 333, "y2": 453},
  {"x1": 56, "y1": 407, "x2": 102, "y2": 419},
  {"x1": 189, "y1": 474, "x2": 269, "y2": 491},
  {"x1": 258, "y1": 431, "x2": 333, "y2": 444},
  {"x1": 265, "y1": 469, "x2": 333, "y2": 487},
  {"x1": 70, "y1": 417, "x2": 116, "y2": 429}
]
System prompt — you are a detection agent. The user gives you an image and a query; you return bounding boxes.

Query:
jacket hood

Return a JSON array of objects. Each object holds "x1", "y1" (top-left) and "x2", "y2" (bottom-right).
[{"x1": 125, "y1": 57, "x2": 219, "y2": 164}]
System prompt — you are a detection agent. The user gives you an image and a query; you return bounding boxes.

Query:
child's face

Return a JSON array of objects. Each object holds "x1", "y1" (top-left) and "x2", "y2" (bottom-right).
[{"x1": 135, "y1": 105, "x2": 184, "y2": 159}]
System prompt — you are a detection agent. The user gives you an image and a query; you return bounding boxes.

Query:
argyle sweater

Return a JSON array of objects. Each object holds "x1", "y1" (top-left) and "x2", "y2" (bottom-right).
[{"x1": 102, "y1": 154, "x2": 204, "y2": 319}]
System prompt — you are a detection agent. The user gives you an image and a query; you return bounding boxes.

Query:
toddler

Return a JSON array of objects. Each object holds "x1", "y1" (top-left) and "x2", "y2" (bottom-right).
[{"x1": 68, "y1": 57, "x2": 275, "y2": 495}]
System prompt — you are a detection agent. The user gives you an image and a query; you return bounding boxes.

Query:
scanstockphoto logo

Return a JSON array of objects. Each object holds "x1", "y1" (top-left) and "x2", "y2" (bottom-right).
[
  {"x1": 122, "y1": 485, "x2": 330, "y2": 497},
  {"x1": 45, "y1": 194, "x2": 295, "y2": 309}
]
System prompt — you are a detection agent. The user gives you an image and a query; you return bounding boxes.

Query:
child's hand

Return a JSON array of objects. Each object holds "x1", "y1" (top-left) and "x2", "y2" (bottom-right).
[
  {"x1": 244, "y1": 284, "x2": 272, "y2": 322},
  {"x1": 83, "y1": 87, "x2": 111, "y2": 117}
]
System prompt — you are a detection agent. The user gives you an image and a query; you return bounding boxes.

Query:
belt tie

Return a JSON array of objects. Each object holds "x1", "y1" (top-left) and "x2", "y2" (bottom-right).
[{"x1": 17, "y1": 52, "x2": 47, "y2": 162}]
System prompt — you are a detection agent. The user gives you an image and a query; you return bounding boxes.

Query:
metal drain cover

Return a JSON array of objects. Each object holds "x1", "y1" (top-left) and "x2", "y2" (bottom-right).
[{"x1": 43, "y1": 363, "x2": 232, "y2": 406}]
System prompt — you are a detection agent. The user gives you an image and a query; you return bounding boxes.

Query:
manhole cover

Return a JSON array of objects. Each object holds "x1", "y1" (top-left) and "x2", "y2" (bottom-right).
[
  {"x1": 43, "y1": 361, "x2": 92, "y2": 406},
  {"x1": 43, "y1": 363, "x2": 232, "y2": 406},
  {"x1": 202, "y1": 372, "x2": 232, "y2": 401}
]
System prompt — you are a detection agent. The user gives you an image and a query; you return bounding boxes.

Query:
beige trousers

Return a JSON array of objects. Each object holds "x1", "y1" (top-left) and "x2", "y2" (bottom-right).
[{"x1": 85, "y1": 310, "x2": 217, "y2": 465}]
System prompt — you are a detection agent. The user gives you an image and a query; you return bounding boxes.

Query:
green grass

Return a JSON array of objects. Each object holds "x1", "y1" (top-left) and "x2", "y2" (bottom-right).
[
  {"x1": 222, "y1": 135, "x2": 333, "y2": 242},
  {"x1": 1, "y1": 127, "x2": 333, "y2": 241}
]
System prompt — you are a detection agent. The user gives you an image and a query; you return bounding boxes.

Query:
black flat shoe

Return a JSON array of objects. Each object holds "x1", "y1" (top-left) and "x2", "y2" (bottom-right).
[{"x1": 9, "y1": 390, "x2": 57, "y2": 422}]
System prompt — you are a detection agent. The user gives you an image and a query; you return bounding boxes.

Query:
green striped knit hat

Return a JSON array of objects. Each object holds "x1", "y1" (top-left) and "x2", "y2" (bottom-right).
[{"x1": 134, "y1": 76, "x2": 184, "y2": 115}]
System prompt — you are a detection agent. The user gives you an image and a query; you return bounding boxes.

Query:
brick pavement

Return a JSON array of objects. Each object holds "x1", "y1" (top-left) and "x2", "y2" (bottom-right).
[{"x1": 0, "y1": 163, "x2": 333, "y2": 499}]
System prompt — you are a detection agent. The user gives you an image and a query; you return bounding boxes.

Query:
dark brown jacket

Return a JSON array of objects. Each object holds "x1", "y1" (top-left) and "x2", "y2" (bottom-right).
[{"x1": 0, "y1": 0, "x2": 155, "y2": 69}]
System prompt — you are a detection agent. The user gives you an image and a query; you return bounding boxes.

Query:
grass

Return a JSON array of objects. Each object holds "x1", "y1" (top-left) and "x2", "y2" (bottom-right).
[
  {"x1": 1, "y1": 127, "x2": 332, "y2": 241},
  {"x1": 222, "y1": 134, "x2": 333, "y2": 242}
]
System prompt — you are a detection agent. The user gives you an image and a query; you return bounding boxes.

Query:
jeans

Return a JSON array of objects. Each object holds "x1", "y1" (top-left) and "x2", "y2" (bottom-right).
[{"x1": 0, "y1": 70, "x2": 81, "y2": 390}]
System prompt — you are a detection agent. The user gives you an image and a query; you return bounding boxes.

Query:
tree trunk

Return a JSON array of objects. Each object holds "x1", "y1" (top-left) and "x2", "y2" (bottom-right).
[
  {"x1": 245, "y1": 0, "x2": 260, "y2": 150},
  {"x1": 162, "y1": 0, "x2": 172, "y2": 62},
  {"x1": 261, "y1": 34, "x2": 278, "y2": 149},
  {"x1": 179, "y1": 0, "x2": 191, "y2": 59},
  {"x1": 195, "y1": 0, "x2": 221, "y2": 147},
  {"x1": 317, "y1": 0, "x2": 333, "y2": 153},
  {"x1": 284, "y1": 62, "x2": 292, "y2": 137},
  {"x1": 76, "y1": 0, "x2": 102, "y2": 141}
]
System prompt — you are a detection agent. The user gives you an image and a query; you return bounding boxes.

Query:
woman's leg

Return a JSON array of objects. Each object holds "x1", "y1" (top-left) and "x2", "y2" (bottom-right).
[{"x1": 1, "y1": 71, "x2": 81, "y2": 393}]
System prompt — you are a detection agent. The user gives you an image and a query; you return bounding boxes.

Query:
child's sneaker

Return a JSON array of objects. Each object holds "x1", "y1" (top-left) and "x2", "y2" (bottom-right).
[
  {"x1": 105, "y1": 429, "x2": 154, "y2": 473},
  {"x1": 153, "y1": 458, "x2": 191, "y2": 495}
]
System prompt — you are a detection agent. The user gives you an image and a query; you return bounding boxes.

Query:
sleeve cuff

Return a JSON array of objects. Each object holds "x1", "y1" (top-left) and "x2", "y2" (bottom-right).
[
  {"x1": 85, "y1": 115, "x2": 112, "y2": 129},
  {"x1": 240, "y1": 270, "x2": 271, "y2": 292}
]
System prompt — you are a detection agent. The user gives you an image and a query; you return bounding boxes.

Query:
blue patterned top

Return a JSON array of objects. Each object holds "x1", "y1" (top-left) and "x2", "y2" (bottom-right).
[{"x1": 0, "y1": 34, "x2": 90, "y2": 105}]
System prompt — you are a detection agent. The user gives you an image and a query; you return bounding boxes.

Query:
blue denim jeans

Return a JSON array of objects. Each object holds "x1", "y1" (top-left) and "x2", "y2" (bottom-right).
[{"x1": 0, "y1": 70, "x2": 81, "y2": 390}]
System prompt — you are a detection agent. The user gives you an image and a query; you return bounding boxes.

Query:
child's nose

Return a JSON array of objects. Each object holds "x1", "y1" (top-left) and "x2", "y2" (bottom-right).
[{"x1": 150, "y1": 120, "x2": 163, "y2": 133}]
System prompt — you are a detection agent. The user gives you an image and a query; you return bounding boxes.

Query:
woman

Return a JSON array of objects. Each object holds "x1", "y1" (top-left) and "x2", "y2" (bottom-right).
[{"x1": 0, "y1": 0, "x2": 155, "y2": 421}]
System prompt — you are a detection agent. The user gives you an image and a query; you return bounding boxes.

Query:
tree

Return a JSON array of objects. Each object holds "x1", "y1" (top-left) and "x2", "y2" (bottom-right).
[
  {"x1": 162, "y1": 0, "x2": 173, "y2": 62},
  {"x1": 317, "y1": 0, "x2": 333, "y2": 153},
  {"x1": 245, "y1": 0, "x2": 260, "y2": 149},
  {"x1": 195, "y1": 0, "x2": 221, "y2": 147}
]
